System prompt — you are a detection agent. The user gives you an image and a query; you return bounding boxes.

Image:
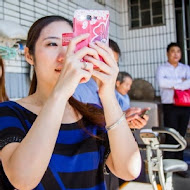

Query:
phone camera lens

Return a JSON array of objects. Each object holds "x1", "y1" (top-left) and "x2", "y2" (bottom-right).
[{"x1": 86, "y1": 15, "x2": 92, "y2": 20}]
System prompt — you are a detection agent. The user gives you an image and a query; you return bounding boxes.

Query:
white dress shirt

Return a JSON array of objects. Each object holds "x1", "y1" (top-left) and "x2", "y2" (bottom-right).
[{"x1": 156, "y1": 62, "x2": 190, "y2": 104}]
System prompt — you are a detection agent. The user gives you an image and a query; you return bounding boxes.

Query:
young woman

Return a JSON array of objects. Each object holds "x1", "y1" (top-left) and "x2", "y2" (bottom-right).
[
  {"x1": 0, "y1": 16, "x2": 141, "y2": 190},
  {"x1": 0, "y1": 57, "x2": 9, "y2": 102}
]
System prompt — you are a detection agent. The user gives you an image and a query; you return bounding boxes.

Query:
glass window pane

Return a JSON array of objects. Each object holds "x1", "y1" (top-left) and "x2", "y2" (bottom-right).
[
  {"x1": 140, "y1": 0, "x2": 150, "y2": 10},
  {"x1": 131, "y1": 5, "x2": 139, "y2": 19},
  {"x1": 130, "y1": 0, "x2": 138, "y2": 5},
  {"x1": 152, "y1": 1, "x2": 162, "y2": 15},
  {"x1": 141, "y1": 11, "x2": 151, "y2": 26},
  {"x1": 153, "y1": 17, "x2": 163, "y2": 24},
  {"x1": 131, "y1": 20, "x2": 140, "y2": 28}
]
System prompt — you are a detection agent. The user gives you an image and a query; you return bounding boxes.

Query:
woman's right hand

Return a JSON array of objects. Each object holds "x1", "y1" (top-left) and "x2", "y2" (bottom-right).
[{"x1": 54, "y1": 33, "x2": 99, "y2": 99}]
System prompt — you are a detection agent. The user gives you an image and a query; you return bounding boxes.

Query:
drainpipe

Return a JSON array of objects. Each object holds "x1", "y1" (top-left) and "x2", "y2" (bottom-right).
[{"x1": 182, "y1": 0, "x2": 188, "y2": 65}]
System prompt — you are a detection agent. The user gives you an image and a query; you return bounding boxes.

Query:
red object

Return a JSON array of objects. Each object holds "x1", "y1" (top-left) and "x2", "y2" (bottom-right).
[
  {"x1": 174, "y1": 89, "x2": 190, "y2": 107},
  {"x1": 62, "y1": 33, "x2": 73, "y2": 46}
]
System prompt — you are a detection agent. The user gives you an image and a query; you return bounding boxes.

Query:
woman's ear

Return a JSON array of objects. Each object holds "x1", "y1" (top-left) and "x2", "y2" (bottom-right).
[{"x1": 25, "y1": 47, "x2": 34, "y2": 66}]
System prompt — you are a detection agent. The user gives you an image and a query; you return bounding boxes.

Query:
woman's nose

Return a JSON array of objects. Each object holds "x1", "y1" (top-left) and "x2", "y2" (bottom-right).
[{"x1": 57, "y1": 46, "x2": 67, "y2": 62}]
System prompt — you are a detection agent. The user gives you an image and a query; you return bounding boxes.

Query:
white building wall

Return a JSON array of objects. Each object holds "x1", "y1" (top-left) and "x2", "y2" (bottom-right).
[{"x1": 118, "y1": 0, "x2": 176, "y2": 95}]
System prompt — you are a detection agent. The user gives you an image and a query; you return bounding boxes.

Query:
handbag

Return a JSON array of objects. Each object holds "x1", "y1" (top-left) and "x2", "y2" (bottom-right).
[{"x1": 174, "y1": 89, "x2": 190, "y2": 107}]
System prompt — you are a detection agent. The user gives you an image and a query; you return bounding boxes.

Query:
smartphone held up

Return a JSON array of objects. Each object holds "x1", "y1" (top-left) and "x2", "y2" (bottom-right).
[
  {"x1": 62, "y1": 10, "x2": 109, "y2": 65},
  {"x1": 73, "y1": 10, "x2": 109, "y2": 51}
]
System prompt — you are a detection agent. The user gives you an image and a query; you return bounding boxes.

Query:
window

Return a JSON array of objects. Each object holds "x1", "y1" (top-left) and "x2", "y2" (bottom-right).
[
  {"x1": 129, "y1": 0, "x2": 165, "y2": 29},
  {"x1": 95, "y1": 0, "x2": 105, "y2": 6}
]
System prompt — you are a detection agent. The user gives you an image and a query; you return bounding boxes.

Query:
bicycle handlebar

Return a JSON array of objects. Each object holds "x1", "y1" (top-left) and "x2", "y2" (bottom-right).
[
  {"x1": 152, "y1": 127, "x2": 187, "y2": 152},
  {"x1": 140, "y1": 127, "x2": 187, "y2": 152}
]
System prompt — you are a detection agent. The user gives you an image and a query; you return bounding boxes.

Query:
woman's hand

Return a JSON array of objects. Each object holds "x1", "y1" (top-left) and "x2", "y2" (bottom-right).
[
  {"x1": 84, "y1": 41, "x2": 119, "y2": 98},
  {"x1": 54, "y1": 34, "x2": 99, "y2": 99}
]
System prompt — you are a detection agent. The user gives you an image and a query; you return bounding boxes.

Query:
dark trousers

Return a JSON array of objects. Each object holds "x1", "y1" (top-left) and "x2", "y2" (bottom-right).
[{"x1": 163, "y1": 104, "x2": 190, "y2": 160}]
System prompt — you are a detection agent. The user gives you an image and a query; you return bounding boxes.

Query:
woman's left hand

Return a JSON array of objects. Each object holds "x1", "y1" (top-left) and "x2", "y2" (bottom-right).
[{"x1": 83, "y1": 41, "x2": 119, "y2": 97}]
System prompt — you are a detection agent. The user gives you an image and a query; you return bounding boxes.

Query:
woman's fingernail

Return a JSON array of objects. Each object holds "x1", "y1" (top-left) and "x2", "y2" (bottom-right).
[{"x1": 95, "y1": 40, "x2": 100, "y2": 43}]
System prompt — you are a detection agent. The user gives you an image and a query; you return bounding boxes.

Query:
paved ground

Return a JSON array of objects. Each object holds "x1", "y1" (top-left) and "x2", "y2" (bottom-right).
[{"x1": 173, "y1": 172, "x2": 190, "y2": 190}]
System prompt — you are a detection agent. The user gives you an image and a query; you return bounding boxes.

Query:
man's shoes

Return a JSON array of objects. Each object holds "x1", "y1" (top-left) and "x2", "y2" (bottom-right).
[{"x1": 176, "y1": 171, "x2": 190, "y2": 178}]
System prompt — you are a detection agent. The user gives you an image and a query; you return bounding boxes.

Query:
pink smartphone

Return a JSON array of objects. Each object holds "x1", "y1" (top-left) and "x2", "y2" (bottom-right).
[{"x1": 73, "y1": 10, "x2": 109, "y2": 51}]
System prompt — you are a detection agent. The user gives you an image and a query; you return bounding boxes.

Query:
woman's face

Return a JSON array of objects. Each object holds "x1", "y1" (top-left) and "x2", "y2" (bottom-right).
[
  {"x1": 33, "y1": 21, "x2": 73, "y2": 89},
  {"x1": 116, "y1": 77, "x2": 132, "y2": 96},
  {"x1": 0, "y1": 66, "x2": 2, "y2": 78}
]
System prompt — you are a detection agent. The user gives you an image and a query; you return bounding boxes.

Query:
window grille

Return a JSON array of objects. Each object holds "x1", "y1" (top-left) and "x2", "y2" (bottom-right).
[{"x1": 129, "y1": 0, "x2": 165, "y2": 29}]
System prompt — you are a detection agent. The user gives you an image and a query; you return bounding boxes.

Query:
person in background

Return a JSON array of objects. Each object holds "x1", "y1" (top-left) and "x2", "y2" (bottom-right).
[
  {"x1": 0, "y1": 56, "x2": 9, "y2": 102},
  {"x1": 0, "y1": 15, "x2": 141, "y2": 190},
  {"x1": 156, "y1": 42, "x2": 190, "y2": 178},
  {"x1": 115, "y1": 72, "x2": 133, "y2": 111}
]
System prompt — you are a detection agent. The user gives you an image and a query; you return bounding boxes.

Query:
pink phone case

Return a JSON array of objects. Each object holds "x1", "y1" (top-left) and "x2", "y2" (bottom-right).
[
  {"x1": 73, "y1": 10, "x2": 109, "y2": 51},
  {"x1": 62, "y1": 10, "x2": 109, "y2": 68}
]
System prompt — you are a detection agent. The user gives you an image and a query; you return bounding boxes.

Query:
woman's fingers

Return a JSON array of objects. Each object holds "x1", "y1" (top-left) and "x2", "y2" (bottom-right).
[
  {"x1": 75, "y1": 46, "x2": 99, "y2": 60},
  {"x1": 92, "y1": 69, "x2": 109, "y2": 82},
  {"x1": 84, "y1": 55, "x2": 112, "y2": 74},
  {"x1": 79, "y1": 69, "x2": 93, "y2": 83},
  {"x1": 66, "y1": 33, "x2": 90, "y2": 55},
  {"x1": 95, "y1": 41, "x2": 115, "y2": 60},
  {"x1": 80, "y1": 61, "x2": 93, "y2": 73},
  {"x1": 89, "y1": 42, "x2": 116, "y2": 67}
]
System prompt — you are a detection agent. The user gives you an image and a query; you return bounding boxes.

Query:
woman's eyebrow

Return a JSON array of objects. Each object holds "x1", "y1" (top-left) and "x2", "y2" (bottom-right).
[{"x1": 43, "y1": 36, "x2": 60, "y2": 41}]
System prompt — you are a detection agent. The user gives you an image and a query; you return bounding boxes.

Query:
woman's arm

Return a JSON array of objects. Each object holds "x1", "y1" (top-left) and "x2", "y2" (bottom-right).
[
  {"x1": 85, "y1": 41, "x2": 141, "y2": 180},
  {"x1": 1, "y1": 93, "x2": 67, "y2": 190},
  {"x1": 101, "y1": 94, "x2": 141, "y2": 180},
  {"x1": 0, "y1": 34, "x2": 98, "y2": 190}
]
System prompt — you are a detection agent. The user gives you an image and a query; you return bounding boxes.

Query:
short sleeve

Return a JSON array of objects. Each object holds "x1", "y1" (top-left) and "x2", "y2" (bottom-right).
[{"x1": 0, "y1": 105, "x2": 26, "y2": 150}]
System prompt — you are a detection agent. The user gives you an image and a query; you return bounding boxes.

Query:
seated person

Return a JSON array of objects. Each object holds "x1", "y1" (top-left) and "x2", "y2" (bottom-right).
[{"x1": 115, "y1": 72, "x2": 132, "y2": 112}]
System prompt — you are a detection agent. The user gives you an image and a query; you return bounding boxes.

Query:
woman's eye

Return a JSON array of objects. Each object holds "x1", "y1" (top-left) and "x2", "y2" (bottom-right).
[{"x1": 47, "y1": 43, "x2": 57, "y2": 46}]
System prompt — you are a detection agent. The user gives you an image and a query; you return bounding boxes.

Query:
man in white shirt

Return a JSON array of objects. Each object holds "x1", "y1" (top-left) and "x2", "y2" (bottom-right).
[{"x1": 156, "y1": 42, "x2": 190, "y2": 177}]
